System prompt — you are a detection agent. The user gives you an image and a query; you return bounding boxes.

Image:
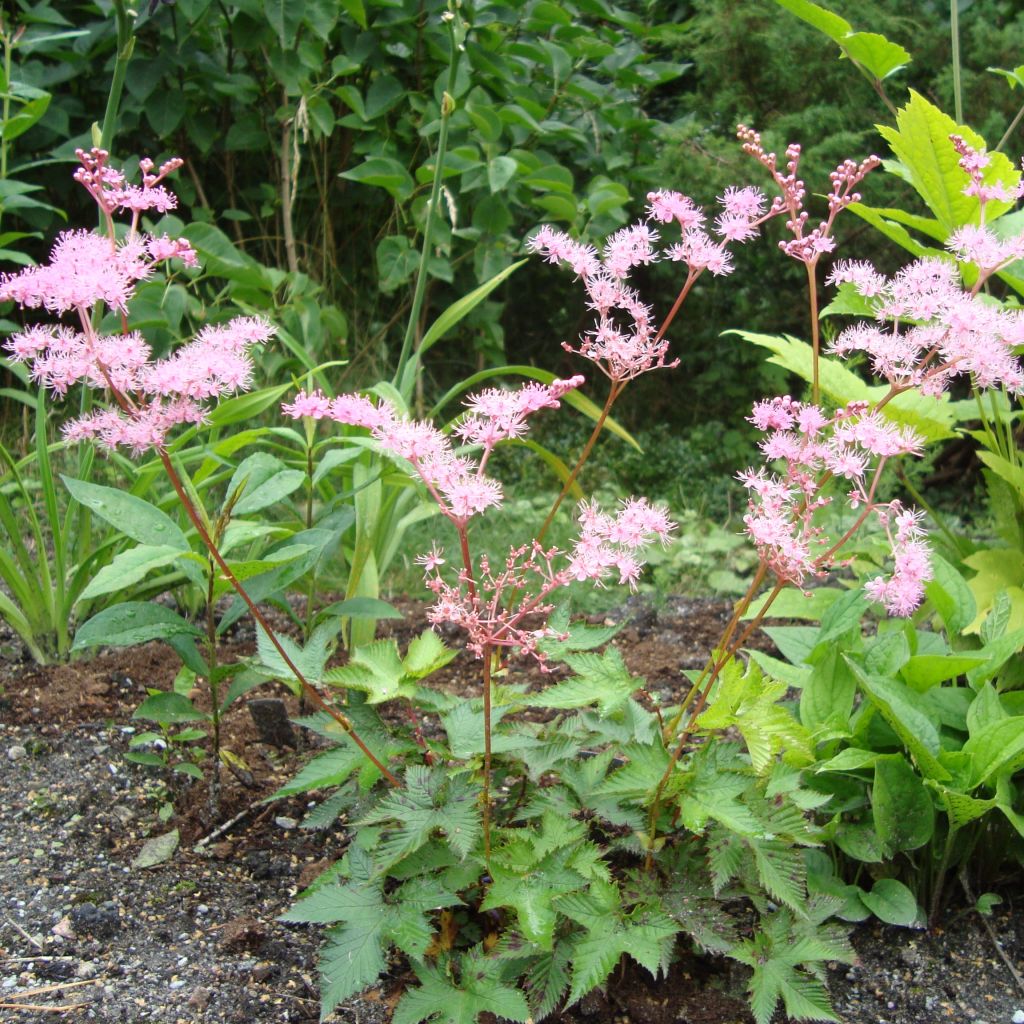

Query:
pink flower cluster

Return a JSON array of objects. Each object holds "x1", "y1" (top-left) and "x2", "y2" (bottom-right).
[
  {"x1": 419, "y1": 497, "x2": 674, "y2": 662},
  {"x1": 863, "y1": 504, "x2": 932, "y2": 617},
  {"x1": 737, "y1": 125, "x2": 880, "y2": 265},
  {"x1": 282, "y1": 378, "x2": 584, "y2": 523},
  {"x1": 526, "y1": 185, "x2": 770, "y2": 382},
  {"x1": 827, "y1": 257, "x2": 1024, "y2": 395},
  {"x1": 8, "y1": 317, "x2": 273, "y2": 454},
  {"x1": 739, "y1": 396, "x2": 930, "y2": 614},
  {"x1": 0, "y1": 149, "x2": 268, "y2": 455}
]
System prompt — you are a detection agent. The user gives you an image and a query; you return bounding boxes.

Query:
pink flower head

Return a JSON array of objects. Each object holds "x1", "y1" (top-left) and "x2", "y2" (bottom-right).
[
  {"x1": 0, "y1": 230, "x2": 149, "y2": 315},
  {"x1": 645, "y1": 190, "x2": 705, "y2": 230},
  {"x1": 282, "y1": 389, "x2": 332, "y2": 419}
]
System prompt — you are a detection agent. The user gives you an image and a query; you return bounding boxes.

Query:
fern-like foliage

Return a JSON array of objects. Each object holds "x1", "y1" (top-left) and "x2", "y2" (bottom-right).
[
  {"x1": 281, "y1": 846, "x2": 462, "y2": 1018},
  {"x1": 357, "y1": 765, "x2": 481, "y2": 869},
  {"x1": 729, "y1": 901, "x2": 856, "y2": 1024}
]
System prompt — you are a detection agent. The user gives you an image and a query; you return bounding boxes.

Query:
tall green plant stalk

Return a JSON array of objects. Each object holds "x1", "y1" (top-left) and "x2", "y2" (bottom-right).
[
  {"x1": 99, "y1": 0, "x2": 134, "y2": 151},
  {"x1": 393, "y1": 7, "x2": 465, "y2": 397},
  {"x1": 950, "y1": 0, "x2": 963, "y2": 126}
]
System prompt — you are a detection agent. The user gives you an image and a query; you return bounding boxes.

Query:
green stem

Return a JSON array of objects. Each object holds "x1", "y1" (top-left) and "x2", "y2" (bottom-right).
[
  {"x1": 99, "y1": 0, "x2": 134, "y2": 151},
  {"x1": 995, "y1": 103, "x2": 1024, "y2": 154},
  {"x1": 393, "y1": 10, "x2": 464, "y2": 398},
  {"x1": 806, "y1": 262, "x2": 821, "y2": 406},
  {"x1": 950, "y1": 0, "x2": 963, "y2": 126}
]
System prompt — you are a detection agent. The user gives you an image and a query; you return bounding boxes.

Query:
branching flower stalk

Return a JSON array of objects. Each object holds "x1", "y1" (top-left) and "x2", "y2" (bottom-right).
[
  {"x1": 1, "y1": 148, "x2": 400, "y2": 789},
  {"x1": 282, "y1": 381, "x2": 676, "y2": 858}
]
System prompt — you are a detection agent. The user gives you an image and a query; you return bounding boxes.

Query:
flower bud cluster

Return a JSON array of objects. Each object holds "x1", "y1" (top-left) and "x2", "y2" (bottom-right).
[{"x1": 737, "y1": 124, "x2": 879, "y2": 265}]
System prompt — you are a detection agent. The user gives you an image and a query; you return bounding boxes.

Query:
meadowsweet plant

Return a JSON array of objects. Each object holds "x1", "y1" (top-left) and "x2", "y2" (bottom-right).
[
  {"x1": 283, "y1": 377, "x2": 675, "y2": 856},
  {"x1": 1, "y1": 148, "x2": 399, "y2": 787}
]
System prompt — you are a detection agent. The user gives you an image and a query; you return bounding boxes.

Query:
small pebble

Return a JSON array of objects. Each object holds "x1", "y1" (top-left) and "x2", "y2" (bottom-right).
[
  {"x1": 1012, "y1": 1012, "x2": 1024, "y2": 1024},
  {"x1": 169, "y1": 978, "x2": 186, "y2": 990},
  {"x1": 274, "y1": 816, "x2": 298, "y2": 830},
  {"x1": 7, "y1": 745, "x2": 27, "y2": 762}
]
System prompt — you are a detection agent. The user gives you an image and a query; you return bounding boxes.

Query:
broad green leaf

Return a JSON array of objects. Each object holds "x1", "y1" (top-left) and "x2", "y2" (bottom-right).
[
  {"x1": 73, "y1": 602, "x2": 202, "y2": 650},
  {"x1": 842, "y1": 31, "x2": 910, "y2": 80},
  {"x1": 63, "y1": 476, "x2": 188, "y2": 549},
  {"x1": 227, "y1": 452, "x2": 305, "y2": 514},
  {"x1": 800, "y1": 647, "x2": 856, "y2": 732},
  {"x1": 925, "y1": 552, "x2": 977, "y2": 636},
  {"x1": 340, "y1": 156, "x2": 415, "y2": 201},
  {"x1": 80, "y1": 544, "x2": 186, "y2": 599},
  {"x1": 133, "y1": 691, "x2": 209, "y2": 724},
  {"x1": 815, "y1": 748, "x2": 880, "y2": 773},
  {"x1": 845, "y1": 658, "x2": 949, "y2": 781},
  {"x1": 899, "y1": 653, "x2": 987, "y2": 691},
  {"x1": 963, "y1": 716, "x2": 1024, "y2": 787},
  {"x1": 872, "y1": 755, "x2": 934, "y2": 852},
  {"x1": 834, "y1": 823, "x2": 885, "y2": 863},
  {"x1": 488, "y1": 155, "x2": 517, "y2": 193},
  {"x1": 860, "y1": 878, "x2": 920, "y2": 926}
]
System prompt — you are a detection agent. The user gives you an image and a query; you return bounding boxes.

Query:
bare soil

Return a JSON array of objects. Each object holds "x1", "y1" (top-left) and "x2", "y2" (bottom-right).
[{"x1": 1, "y1": 598, "x2": 1022, "y2": 1023}]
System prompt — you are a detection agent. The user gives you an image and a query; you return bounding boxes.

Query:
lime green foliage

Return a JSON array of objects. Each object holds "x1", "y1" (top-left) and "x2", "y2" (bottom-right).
[{"x1": 756, "y1": 567, "x2": 1024, "y2": 926}]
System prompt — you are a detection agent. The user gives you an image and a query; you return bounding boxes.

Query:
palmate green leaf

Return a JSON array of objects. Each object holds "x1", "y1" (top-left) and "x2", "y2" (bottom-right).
[
  {"x1": 537, "y1": 603, "x2": 622, "y2": 658},
  {"x1": 394, "y1": 957, "x2": 530, "y2": 1024},
  {"x1": 481, "y1": 861, "x2": 582, "y2": 950},
  {"x1": 528, "y1": 647, "x2": 640, "y2": 716},
  {"x1": 878, "y1": 92, "x2": 1021, "y2": 232},
  {"x1": 358, "y1": 766, "x2": 481, "y2": 868},
  {"x1": 325, "y1": 638, "x2": 412, "y2": 703},
  {"x1": 595, "y1": 741, "x2": 672, "y2": 803},
  {"x1": 523, "y1": 946, "x2": 571, "y2": 1020},
  {"x1": 732, "y1": 908, "x2": 852, "y2": 1024},
  {"x1": 750, "y1": 840, "x2": 808, "y2": 915},
  {"x1": 255, "y1": 619, "x2": 337, "y2": 689}
]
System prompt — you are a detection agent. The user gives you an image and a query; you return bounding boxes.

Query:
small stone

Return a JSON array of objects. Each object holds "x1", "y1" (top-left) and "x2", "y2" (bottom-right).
[
  {"x1": 188, "y1": 987, "x2": 211, "y2": 1010},
  {"x1": 76, "y1": 962, "x2": 98, "y2": 980},
  {"x1": 169, "y1": 978, "x2": 187, "y2": 990},
  {"x1": 52, "y1": 916, "x2": 76, "y2": 940},
  {"x1": 274, "y1": 816, "x2": 298, "y2": 830},
  {"x1": 1012, "y1": 1012, "x2": 1024, "y2": 1024},
  {"x1": 7, "y1": 745, "x2": 27, "y2": 762},
  {"x1": 248, "y1": 698, "x2": 297, "y2": 748},
  {"x1": 220, "y1": 916, "x2": 267, "y2": 952},
  {"x1": 196, "y1": 904, "x2": 210, "y2": 915}
]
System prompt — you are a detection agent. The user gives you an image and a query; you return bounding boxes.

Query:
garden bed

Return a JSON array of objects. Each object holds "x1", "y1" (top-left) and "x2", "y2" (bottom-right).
[{"x1": 1, "y1": 599, "x2": 1022, "y2": 1023}]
